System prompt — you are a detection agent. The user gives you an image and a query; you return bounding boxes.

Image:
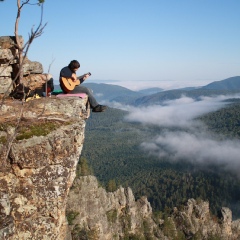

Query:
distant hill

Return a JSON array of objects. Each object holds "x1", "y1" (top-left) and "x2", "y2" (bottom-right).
[
  {"x1": 82, "y1": 83, "x2": 144, "y2": 104},
  {"x1": 53, "y1": 83, "x2": 144, "y2": 104},
  {"x1": 133, "y1": 88, "x2": 240, "y2": 106},
  {"x1": 54, "y1": 76, "x2": 240, "y2": 106},
  {"x1": 138, "y1": 87, "x2": 163, "y2": 95},
  {"x1": 202, "y1": 76, "x2": 240, "y2": 90},
  {"x1": 133, "y1": 76, "x2": 240, "y2": 106}
]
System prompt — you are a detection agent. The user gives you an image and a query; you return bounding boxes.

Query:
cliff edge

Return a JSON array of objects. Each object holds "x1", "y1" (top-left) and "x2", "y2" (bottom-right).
[{"x1": 0, "y1": 96, "x2": 89, "y2": 239}]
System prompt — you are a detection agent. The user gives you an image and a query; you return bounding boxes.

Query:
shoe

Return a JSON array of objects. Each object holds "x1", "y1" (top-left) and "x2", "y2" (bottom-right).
[{"x1": 92, "y1": 105, "x2": 107, "y2": 112}]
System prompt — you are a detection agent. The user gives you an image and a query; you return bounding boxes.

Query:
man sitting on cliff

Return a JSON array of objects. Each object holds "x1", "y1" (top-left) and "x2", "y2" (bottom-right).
[{"x1": 59, "y1": 60, "x2": 107, "y2": 113}]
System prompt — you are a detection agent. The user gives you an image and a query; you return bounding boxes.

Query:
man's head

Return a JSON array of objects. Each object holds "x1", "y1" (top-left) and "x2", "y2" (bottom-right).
[{"x1": 68, "y1": 60, "x2": 80, "y2": 72}]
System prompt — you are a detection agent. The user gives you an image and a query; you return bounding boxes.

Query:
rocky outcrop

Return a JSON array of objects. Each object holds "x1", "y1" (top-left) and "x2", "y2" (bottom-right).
[
  {"x1": 67, "y1": 177, "x2": 240, "y2": 240},
  {"x1": 67, "y1": 175, "x2": 164, "y2": 240},
  {"x1": 0, "y1": 97, "x2": 89, "y2": 239},
  {"x1": 171, "y1": 198, "x2": 240, "y2": 240},
  {"x1": 0, "y1": 36, "x2": 46, "y2": 95}
]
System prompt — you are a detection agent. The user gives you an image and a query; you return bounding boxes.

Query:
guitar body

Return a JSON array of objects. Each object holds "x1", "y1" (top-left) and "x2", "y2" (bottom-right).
[
  {"x1": 61, "y1": 77, "x2": 80, "y2": 92},
  {"x1": 60, "y1": 72, "x2": 91, "y2": 93}
]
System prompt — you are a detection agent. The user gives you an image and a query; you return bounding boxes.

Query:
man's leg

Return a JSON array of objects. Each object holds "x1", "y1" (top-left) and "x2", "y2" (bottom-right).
[{"x1": 70, "y1": 85, "x2": 98, "y2": 108}]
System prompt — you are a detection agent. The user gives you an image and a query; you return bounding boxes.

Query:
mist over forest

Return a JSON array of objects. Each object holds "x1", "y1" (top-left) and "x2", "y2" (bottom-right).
[
  {"x1": 124, "y1": 94, "x2": 240, "y2": 176},
  {"x1": 81, "y1": 76, "x2": 240, "y2": 218}
]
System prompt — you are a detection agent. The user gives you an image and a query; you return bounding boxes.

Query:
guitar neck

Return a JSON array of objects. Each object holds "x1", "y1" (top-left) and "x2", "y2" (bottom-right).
[{"x1": 77, "y1": 72, "x2": 91, "y2": 80}]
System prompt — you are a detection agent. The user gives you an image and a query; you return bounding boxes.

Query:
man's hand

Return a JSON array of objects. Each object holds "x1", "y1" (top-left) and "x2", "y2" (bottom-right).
[
  {"x1": 71, "y1": 73, "x2": 78, "y2": 82},
  {"x1": 83, "y1": 74, "x2": 90, "y2": 80}
]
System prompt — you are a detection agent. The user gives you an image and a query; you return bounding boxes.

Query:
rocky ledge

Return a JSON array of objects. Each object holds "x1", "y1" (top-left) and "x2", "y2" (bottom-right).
[{"x1": 0, "y1": 96, "x2": 89, "y2": 239}]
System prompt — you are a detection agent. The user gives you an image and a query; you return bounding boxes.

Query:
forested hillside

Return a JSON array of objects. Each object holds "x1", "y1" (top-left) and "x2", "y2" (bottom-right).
[
  {"x1": 198, "y1": 100, "x2": 240, "y2": 138},
  {"x1": 83, "y1": 82, "x2": 144, "y2": 104},
  {"x1": 202, "y1": 76, "x2": 240, "y2": 90},
  {"x1": 133, "y1": 88, "x2": 240, "y2": 106},
  {"x1": 81, "y1": 103, "x2": 240, "y2": 219}
]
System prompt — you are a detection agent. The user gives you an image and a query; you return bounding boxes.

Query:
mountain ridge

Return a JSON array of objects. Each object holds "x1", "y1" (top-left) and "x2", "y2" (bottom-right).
[
  {"x1": 202, "y1": 76, "x2": 240, "y2": 90},
  {"x1": 54, "y1": 76, "x2": 240, "y2": 106}
]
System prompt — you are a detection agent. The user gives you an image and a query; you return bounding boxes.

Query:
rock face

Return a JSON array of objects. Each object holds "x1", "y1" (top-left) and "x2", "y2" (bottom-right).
[
  {"x1": 66, "y1": 176, "x2": 240, "y2": 240},
  {"x1": 0, "y1": 97, "x2": 89, "y2": 239},
  {"x1": 0, "y1": 36, "x2": 45, "y2": 95},
  {"x1": 0, "y1": 36, "x2": 15, "y2": 94},
  {"x1": 172, "y1": 198, "x2": 240, "y2": 240},
  {"x1": 67, "y1": 175, "x2": 162, "y2": 240}
]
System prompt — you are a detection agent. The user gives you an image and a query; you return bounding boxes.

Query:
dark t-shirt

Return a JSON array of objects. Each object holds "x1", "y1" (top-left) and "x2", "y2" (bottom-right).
[
  {"x1": 59, "y1": 66, "x2": 74, "y2": 92},
  {"x1": 60, "y1": 66, "x2": 74, "y2": 78}
]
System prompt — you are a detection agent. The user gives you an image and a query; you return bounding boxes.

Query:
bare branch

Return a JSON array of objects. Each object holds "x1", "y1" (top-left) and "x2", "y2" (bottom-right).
[
  {"x1": 1, "y1": 0, "x2": 47, "y2": 161},
  {"x1": 0, "y1": 0, "x2": 46, "y2": 104}
]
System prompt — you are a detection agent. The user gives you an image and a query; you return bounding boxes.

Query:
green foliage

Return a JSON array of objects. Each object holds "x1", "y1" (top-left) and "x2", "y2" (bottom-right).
[
  {"x1": 119, "y1": 207, "x2": 132, "y2": 236},
  {"x1": 0, "y1": 136, "x2": 7, "y2": 144},
  {"x1": 71, "y1": 225, "x2": 99, "y2": 240},
  {"x1": 106, "y1": 209, "x2": 118, "y2": 223},
  {"x1": 0, "y1": 120, "x2": 70, "y2": 141},
  {"x1": 198, "y1": 102, "x2": 240, "y2": 139},
  {"x1": 208, "y1": 234, "x2": 222, "y2": 240},
  {"x1": 16, "y1": 121, "x2": 58, "y2": 140},
  {"x1": 71, "y1": 225, "x2": 88, "y2": 240},
  {"x1": 162, "y1": 217, "x2": 176, "y2": 238},
  {"x1": 0, "y1": 122, "x2": 14, "y2": 131},
  {"x1": 66, "y1": 211, "x2": 79, "y2": 225},
  {"x1": 106, "y1": 179, "x2": 117, "y2": 192},
  {"x1": 192, "y1": 231, "x2": 204, "y2": 240},
  {"x1": 77, "y1": 157, "x2": 93, "y2": 176},
  {"x1": 175, "y1": 231, "x2": 186, "y2": 240},
  {"x1": 142, "y1": 220, "x2": 154, "y2": 240}
]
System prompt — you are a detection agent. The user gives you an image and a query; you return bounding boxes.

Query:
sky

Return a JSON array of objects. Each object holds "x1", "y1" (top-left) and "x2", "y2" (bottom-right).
[{"x1": 1, "y1": 0, "x2": 240, "y2": 90}]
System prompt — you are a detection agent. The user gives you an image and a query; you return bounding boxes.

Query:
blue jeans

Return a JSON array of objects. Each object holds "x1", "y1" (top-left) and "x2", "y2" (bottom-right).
[{"x1": 69, "y1": 85, "x2": 98, "y2": 108}]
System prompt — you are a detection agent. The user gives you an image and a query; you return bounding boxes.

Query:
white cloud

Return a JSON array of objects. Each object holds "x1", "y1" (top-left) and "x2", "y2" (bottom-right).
[
  {"x1": 140, "y1": 131, "x2": 240, "y2": 174},
  {"x1": 124, "y1": 94, "x2": 240, "y2": 174},
  {"x1": 107, "y1": 79, "x2": 212, "y2": 91},
  {"x1": 125, "y1": 95, "x2": 234, "y2": 128}
]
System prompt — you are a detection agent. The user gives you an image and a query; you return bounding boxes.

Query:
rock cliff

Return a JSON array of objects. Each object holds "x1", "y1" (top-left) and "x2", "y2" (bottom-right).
[
  {"x1": 67, "y1": 175, "x2": 240, "y2": 240},
  {"x1": 0, "y1": 96, "x2": 89, "y2": 239},
  {"x1": 1, "y1": 95, "x2": 240, "y2": 239},
  {"x1": 1, "y1": 35, "x2": 240, "y2": 240},
  {"x1": 67, "y1": 175, "x2": 162, "y2": 240},
  {"x1": 0, "y1": 36, "x2": 50, "y2": 97}
]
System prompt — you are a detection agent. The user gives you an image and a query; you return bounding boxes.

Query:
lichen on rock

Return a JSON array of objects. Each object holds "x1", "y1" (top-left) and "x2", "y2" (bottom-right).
[{"x1": 0, "y1": 96, "x2": 89, "y2": 240}]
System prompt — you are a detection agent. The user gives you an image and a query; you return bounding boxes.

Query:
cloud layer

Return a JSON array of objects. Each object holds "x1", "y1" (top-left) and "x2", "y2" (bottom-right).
[{"x1": 124, "y1": 94, "x2": 240, "y2": 174}]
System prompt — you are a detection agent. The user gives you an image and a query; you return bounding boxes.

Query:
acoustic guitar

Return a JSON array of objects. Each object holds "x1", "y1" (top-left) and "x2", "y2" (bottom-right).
[{"x1": 60, "y1": 72, "x2": 91, "y2": 92}]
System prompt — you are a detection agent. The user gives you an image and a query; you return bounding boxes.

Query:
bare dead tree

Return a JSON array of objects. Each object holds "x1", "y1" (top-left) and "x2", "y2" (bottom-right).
[
  {"x1": 1, "y1": 0, "x2": 47, "y2": 161},
  {"x1": 0, "y1": 0, "x2": 47, "y2": 107}
]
